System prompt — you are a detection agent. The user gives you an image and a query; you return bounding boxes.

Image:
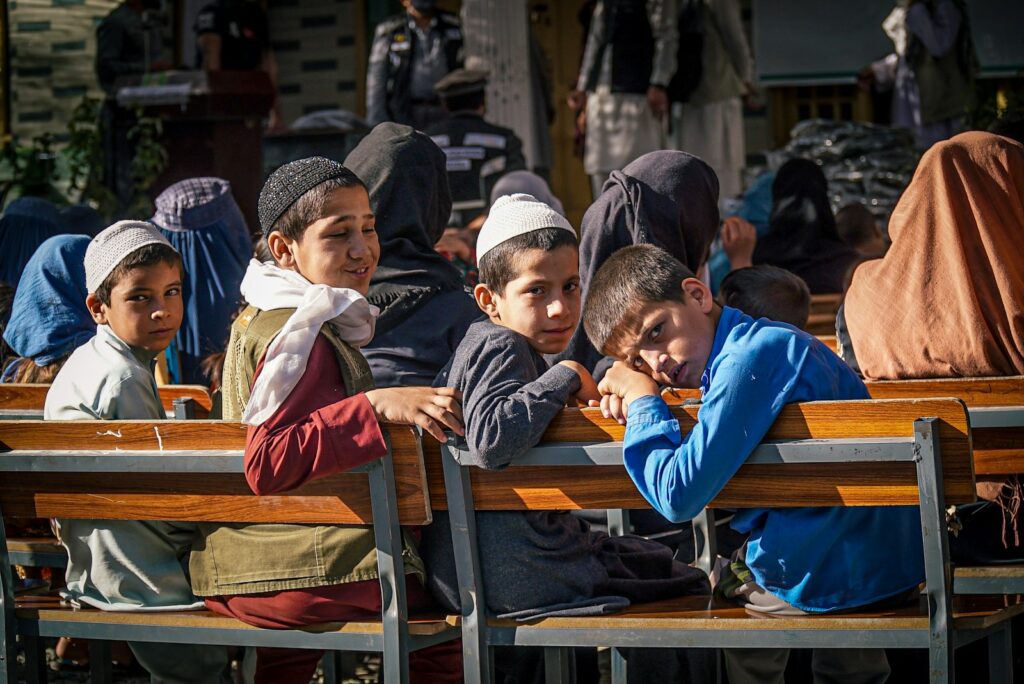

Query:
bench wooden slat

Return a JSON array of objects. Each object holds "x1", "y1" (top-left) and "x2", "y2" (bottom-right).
[
  {"x1": 424, "y1": 400, "x2": 973, "y2": 511},
  {"x1": 0, "y1": 384, "x2": 213, "y2": 413},
  {"x1": 0, "y1": 422, "x2": 432, "y2": 526},
  {"x1": 804, "y1": 313, "x2": 836, "y2": 336},
  {"x1": 809, "y1": 293, "x2": 843, "y2": 317}
]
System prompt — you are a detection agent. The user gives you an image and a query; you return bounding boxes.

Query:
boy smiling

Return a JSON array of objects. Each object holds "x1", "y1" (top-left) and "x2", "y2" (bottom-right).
[{"x1": 584, "y1": 244, "x2": 925, "y2": 684}]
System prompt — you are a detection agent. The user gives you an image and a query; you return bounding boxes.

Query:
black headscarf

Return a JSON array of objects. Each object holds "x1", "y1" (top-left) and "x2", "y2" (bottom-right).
[
  {"x1": 753, "y1": 158, "x2": 859, "y2": 294},
  {"x1": 564, "y1": 150, "x2": 720, "y2": 369},
  {"x1": 345, "y1": 123, "x2": 464, "y2": 334}
]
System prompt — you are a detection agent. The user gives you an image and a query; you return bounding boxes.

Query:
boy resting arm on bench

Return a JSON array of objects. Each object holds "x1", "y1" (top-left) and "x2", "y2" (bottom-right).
[{"x1": 585, "y1": 244, "x2": 925, "y2": 684}]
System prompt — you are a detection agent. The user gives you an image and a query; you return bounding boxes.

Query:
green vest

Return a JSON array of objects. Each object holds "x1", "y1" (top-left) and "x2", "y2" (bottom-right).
[
  {"x1": 910, "y1": 0, "x2": 978, "y2": 125},
  {"x1": 189, "y1": 306, "x2": 424, "y2": 596}
]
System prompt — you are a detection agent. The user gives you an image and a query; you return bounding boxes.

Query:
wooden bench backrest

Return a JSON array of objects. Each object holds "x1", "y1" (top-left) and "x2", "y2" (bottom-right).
[
  {"x1": 809, "y1": 293, "x2": 842, "y2": 317},
  {"x1": 0, "y1": 420, "x2": 431, "y2": 526},
  {"x1": 803, "y1": 313, "x2": 836, "y2": 336},
  {"x1": 0, "y1": 383, "x2": 213, "y2": 413},
  {"x1": 425, "y1": 399, "x2": 973, "y2": 512},
  {"x1": 664, "y1": 377, "x2": 1024, "y2": 477}
]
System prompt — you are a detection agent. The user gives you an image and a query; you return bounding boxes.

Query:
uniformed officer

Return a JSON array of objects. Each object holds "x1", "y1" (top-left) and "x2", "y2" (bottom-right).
[
  {"x1": 366, "y1": 0, "x2": 463, "y2": 130},
  {"x1": 425, "y1": 68, "x2": 527, "y2": 228}
]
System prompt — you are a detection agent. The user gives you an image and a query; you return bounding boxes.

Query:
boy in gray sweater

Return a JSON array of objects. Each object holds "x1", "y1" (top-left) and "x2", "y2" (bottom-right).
[{"x1": 424, "y1": 194, "x2": 709, "y2": 621}]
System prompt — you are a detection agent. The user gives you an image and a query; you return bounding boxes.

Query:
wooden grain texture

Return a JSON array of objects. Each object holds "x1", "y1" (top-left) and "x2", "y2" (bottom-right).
[
  {"x1": 0, "y1": 422, "x2": 431, "y2": 525},
  {"x1": 817, "y1": 335, "x2": 839, "y2": 353},
  {"x1": 660, "y1": 378, "x2": 1024, "y2": 476},
  {"x1": 482, "y1": 595, "x2": 1023, "y2": 631},
  {"x1": 425, "y1": 400, "x2": 974, "y2": 510},
  {"x1": 804, "y1": 313, "x2": 837, "y2": 336},
  {"x1": 809, "y1": 293, "x2": 843, "y2": 317},
  {"x1": 955, "y1": 565, "x2": 1024, "y2": 579},
  {"x1": 0, "y1": 384, "x2": 213, "y2": 413},
  {"x1": 14, "y1": 595, "x2": 452, "y2": 635}
]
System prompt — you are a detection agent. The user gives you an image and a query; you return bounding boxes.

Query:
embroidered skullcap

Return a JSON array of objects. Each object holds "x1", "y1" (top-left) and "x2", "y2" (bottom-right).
[
  {"x1": 477, "y1": 193, "x2": 575, "y2": 262},
  {"x1": 84, "y1": 220, "x2": 175, "y2": 292},
  {"x1": 152, "y1": 177, "x2": 240, "y2": 232},
  {"x1": 258, "y1": 157, "x2": 351, "y2": 235}
]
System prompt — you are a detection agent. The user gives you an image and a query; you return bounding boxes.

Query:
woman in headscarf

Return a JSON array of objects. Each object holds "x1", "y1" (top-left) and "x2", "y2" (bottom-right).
[
  {"x1": 752, "y1": 158, "x2": 860, "y2": 294},
  {"x1": 843, "y1": 131, "x2": 1024, "y2": 563},
  {"x1": 150, "y1": 177, "x2": 251, "y2": 385},
  {"x1": 0, "y1": 197, "x2": 65, "y2": 288},
  {"x1": 563, "y1": 150, "x2": 720, "y2": 372},
  {"x1": 345, "y1": 122, "x2": 481, "y2": 388},
  {"x1": 2, "y1": 235, "x2": 93, "y2": 383},
  {"x1": 60, "y1": 204, "x2": 106, "y2": 237}
]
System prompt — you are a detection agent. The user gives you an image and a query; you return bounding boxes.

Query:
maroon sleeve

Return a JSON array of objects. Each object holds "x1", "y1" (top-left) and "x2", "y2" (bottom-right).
[{"x1": 244, "y1": 334, "x2": 386, "y2": 495}]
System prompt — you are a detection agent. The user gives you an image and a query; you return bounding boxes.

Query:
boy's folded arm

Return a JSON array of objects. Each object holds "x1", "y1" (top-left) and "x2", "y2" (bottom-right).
[
  {"x1": 623, "y1": 351, "x2": 804, "y2": 523},
  {"x1": 463, "y1": 359, "x2": 581, "y2": 470},
  {"x1": 243, "y1": 337, "x2": 387, "y2": 495}
]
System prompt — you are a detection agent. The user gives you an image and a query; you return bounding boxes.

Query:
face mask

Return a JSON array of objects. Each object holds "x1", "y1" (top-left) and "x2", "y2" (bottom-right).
[{"x1": 410, "y1": 0, "x2": 438, "y2": 12}]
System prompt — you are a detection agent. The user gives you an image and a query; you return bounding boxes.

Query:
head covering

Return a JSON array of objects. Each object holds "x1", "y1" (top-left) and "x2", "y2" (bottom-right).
[
  {"x1": 434, "y1": 68, "x2": 488, "y2": 99},
  {"x1": 60, "y1": 204, "x2": 106, "y2": 237},
  {"x1": 85, "y1": 221, "x2": 175, "y2": 292},
  {"x1": 845, "y1": 131, "x2": 1024, "y2": 380},
  {"x1": 0, "y1": 197, "x2": 64, "y2": 287},
  {"x1": 258, "y1": 156, "x2": 351, "y2": 235},
  {"x1": 565, "y1": 150, "x2": 720, "y2": 369},
  {"x1": 151, "y1": 177, "x2": 251, "y2": 384},
  {"x1": 490, "y1": 170, "x2": 566, "y2": 217},
  {"x1": 477, "y1": 193, "x2": 575, "y2": 262},
  {"x1": 3, "y1": 235, "x2": 94, "y2": 366},
  {"x1": 752, "y1": 158, "x2": 859, "y2": 294},
  {"x1": 344, "y1": 122, "x2": 463, "y2": 335}
]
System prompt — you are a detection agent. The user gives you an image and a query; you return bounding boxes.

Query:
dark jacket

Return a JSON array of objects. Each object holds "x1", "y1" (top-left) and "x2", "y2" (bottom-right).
[{"x1": 366, "y1": 12, "x2": 463, "y2": 125}]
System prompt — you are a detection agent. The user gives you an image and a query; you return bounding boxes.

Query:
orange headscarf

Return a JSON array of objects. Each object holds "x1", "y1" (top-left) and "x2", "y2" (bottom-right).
[{"x1": 845, "y1": 131, "x2": 1024, "y2": 380}]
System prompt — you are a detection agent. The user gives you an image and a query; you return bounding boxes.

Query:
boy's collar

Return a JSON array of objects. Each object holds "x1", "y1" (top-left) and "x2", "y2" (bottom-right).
[
  {"x1": 700, "y1": 306, "x2": 742, "y2": 393},
  {"x1": 97, "y1": 324, "x2": 161, "y2": 366}
]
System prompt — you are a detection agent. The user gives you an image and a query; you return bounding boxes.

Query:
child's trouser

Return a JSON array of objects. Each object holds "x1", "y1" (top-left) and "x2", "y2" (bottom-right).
[{"x1": 204, "y1": 576, "x2": 462, "y2": 684}]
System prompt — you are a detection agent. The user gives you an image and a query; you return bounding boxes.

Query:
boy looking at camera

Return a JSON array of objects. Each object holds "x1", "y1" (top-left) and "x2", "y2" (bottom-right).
[{"x1": 584, "y1": 244, "x2": 925, "y2": 684}]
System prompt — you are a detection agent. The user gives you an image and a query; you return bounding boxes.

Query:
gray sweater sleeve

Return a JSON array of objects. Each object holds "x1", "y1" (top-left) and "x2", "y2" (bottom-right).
[{"x1": 457, "y1": 332, "x2": 581, "y2": 470}]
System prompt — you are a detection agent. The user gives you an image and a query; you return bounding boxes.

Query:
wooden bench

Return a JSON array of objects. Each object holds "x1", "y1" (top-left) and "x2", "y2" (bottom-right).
[
  {"x1": 431, "y1": 399, "x2": 1019, "y2": 684},
  {"x1": 809, "y1": 293, "x2": 843, "y2": 318},
  {"x1": 0, "y1": 420, "x2": 458, "y2": 684},
  {"x1": 0, "y1": 383, "x2": 214, "y2": 419},
  {"x1": 663, "y1": 376, "x2": 1024, "y2": 595}
]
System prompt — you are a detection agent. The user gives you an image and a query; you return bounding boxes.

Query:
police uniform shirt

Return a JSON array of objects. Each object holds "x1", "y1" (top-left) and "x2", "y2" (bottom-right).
[{"x1": 196, "y1": 0, "x2": 269, "y2": 71}]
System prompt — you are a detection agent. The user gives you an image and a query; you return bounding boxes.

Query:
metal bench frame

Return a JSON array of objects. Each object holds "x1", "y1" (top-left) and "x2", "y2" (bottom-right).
[
  {"x1": 0, "y1": 431, "x2": 459, "y2": 684},
  {"x1": 441, "y1": 415, "x2": 1015, "y2": 684}
]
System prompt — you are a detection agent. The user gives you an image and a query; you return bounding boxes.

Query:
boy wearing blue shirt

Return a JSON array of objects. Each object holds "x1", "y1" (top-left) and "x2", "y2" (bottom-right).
[{"x1": 584, "y1": 244, "x2": 923, "y2": 684}]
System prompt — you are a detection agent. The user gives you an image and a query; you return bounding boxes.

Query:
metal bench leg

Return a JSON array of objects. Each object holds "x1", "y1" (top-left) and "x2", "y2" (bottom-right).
[
  {"x1": 988, "y1": 621, "x2": 1013, "y2": 684},
  {"x1": 611, "y1": 647, "x2": 627, "y2": 684},
  {"x1": 23, "y1": 635, "x2": 48, "y2": 684},
  {"x1": 321, "y1": 651, "x2": 339, "y2": 684},
  {"x1": 89, "y1": 640, "x2": 113, "y2": 684},
  {"x1": 0, "y1": 504, "x2": 17, "y2": 684},
  {"x1": 544, "y1": 647, "x2": 571, "y2": 683}
]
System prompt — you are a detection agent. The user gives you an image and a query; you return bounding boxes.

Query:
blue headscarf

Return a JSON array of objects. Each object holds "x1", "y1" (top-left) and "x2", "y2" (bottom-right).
[
  {"x1": 60, "y1": 204, "x2": 106, "y2": 237},
  {"x1": 3, "y1": 235, "x2": 94, "y2": 367},
  {"x1": 151, "y1": 177, "x2": 251, "y2": 384},
  {"x1": 0, "y1": 197, "x2": 65, "y2": 287}
]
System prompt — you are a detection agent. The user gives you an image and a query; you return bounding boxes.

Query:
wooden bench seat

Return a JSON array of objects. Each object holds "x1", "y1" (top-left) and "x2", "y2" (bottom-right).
[{"x1": 6, "y1": 537, "x2": 65, "y2": 569}]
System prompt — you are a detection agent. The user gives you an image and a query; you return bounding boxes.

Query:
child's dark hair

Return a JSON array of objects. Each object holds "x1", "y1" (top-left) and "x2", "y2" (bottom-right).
[
  {"x1": 441, "y1": 90, "x2": 486, "y2": 114},
  {"x1": 271, "y1": 169, "x2": 367, "y2": 242},
  {"x1": 717, "y1": 265, "x2": 811, "y2": 328},
  {"x1": 835, "y1": 203, "x2": 878, "y2": 248},
  {"x1": 583, "y1": 244, "x2": 695, "y2": 355},
  {"x1": 478, "y1": 227, "x2": 578, "y2": 295},
  {"x1": 94, "y1": 243, "x2": 183, "y2": 306}
]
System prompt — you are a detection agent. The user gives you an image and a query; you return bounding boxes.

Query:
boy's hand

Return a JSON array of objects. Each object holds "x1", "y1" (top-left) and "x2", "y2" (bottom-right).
[
  {"x1": 722, "y1": 216, "x2": 757, "y2": 270},
  {"x1": 365, "y1": 387, "x2": 464, "y2": 443},
  {"x1": 557, "y1": 360, "x2": 601, "y2": 406},
  {"x1": 597, "y1": 361, "x2": 660, "y2": 424}
]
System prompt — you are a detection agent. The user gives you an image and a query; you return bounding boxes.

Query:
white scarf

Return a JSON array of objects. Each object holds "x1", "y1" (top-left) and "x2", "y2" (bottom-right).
[
  {"x1": 239, "y1": 259, "x2": 378, "y2": 426},
  {"x1": 883, "y1": 5, "x2": 909, "y2": 56}
]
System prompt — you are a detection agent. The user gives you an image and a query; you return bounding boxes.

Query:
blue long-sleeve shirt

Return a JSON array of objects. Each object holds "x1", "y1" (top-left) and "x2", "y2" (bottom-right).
[{"x1": 623, "y1": 307, "x2": 925, "y2": 612}]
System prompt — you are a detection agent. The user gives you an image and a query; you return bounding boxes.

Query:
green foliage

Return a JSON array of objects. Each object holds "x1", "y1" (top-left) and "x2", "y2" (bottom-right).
[
  {"x1": 967, "y1": 80, "x2": 1024, "y2": 131},
  {"x1": 125, "y1": 107, "x2": 169, "y2": 217},
  {"x1": 0, "y1": 134, "x2": 65, "y2": 209},
  {"x1": 64, "y1": 96, "x2": 117, "y2": 216}
]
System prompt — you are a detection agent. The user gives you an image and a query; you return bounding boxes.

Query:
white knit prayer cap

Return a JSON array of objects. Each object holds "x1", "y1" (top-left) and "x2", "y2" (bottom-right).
[
  {"x1": 477, "y1": 193, "x2": 576, "y2": 263},
  {"x1": 85, "y1": 220, "x2": 176, "y2": 292}
]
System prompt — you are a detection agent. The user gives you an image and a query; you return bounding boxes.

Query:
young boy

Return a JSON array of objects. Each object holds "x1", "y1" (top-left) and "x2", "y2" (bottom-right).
[
  {"x1": 584, "y1": 244, "x2": 925, "y2": 684},
  {"x1": 836, "y1": 202, "x2": 887, "y2": 258},
  {"x1": 45, "y1": 221, "x2": 228, "y2": 682},
  {"x1": 424, "y1": 194, "x2": 709, "y2": 624},
  {"x1": 189, "y1": 157, "x2": 463, "y2": 684},
  {"x1": 717, "y1": 264, "x2": 811, "y2": 328}
]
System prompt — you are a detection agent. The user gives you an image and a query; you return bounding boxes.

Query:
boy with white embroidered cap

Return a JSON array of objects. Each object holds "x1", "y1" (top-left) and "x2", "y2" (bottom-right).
[
  {"x1": 45, "y1": 220, "x2": 230, "y2": 682},
  {"x1": 189, "y1": 156, "x2": 464, "y2": 683},
  {"x1": 422, "y1": 194, "x2": 709, "y2": 650}
]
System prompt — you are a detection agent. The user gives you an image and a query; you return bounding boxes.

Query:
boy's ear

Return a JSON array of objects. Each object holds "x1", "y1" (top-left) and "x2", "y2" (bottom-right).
[
  {"x1": 85, "y1": 293, "x2": 108, "y2": 325},
  {"x1": 681, "y1": 277, "x2": 715, "y2": 314},
  {"x1": 266, "y1": 230, "x2": 296, "y2": 269},
  {"x1": 473, "y1": 283, "x2": 500, "y2": 318}
]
